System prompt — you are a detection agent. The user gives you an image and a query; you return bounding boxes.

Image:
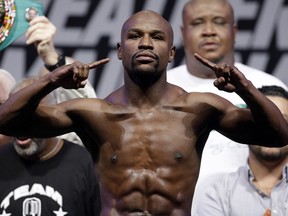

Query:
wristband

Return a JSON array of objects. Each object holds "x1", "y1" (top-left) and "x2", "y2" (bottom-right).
[{"x1": 44, "y1": 54, "x2": 66, "y2": 72}]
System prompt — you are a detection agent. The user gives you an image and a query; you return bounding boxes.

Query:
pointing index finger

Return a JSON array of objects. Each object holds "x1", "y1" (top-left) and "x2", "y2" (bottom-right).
[
  {"x1": 88, "y1": 58, "x2": 110, "y2": 70},
  {"x1": 194, "y1": 53, "x2": 216, "y2": 70}
]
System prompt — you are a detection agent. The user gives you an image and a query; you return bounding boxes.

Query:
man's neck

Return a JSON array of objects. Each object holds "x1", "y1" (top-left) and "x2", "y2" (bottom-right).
[
  {"x1": 39, "y1": 138, "x2": 63, "y2": 161},
  {"x1": 248, "y1": 156, "x2": 288, "y2": 195},
  {"x1": 123, "y1": 71, "x2": 170, "y2": 107}
]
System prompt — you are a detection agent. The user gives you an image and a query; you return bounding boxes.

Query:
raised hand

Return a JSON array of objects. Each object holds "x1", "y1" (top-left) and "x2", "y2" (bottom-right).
[
  {"x1": 26, "y1": 16, "x2": 58, "y2": 64},
  {"x1": 49, "y1": 58, "x2": 110, "y2": 89},
  {"x1": 194, "y1": 53, "x2": 248, "y2": 92}
]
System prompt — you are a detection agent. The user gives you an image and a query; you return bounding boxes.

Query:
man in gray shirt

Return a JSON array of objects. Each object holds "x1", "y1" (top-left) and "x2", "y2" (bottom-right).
[{"x1": 196, "y1": 85, "x2": 288, "y2": 216}]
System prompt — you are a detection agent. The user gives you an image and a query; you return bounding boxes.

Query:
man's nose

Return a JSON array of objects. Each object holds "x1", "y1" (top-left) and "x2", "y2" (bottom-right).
[
  {"x1": 139, "y1": 35, "x2": 153, "y2": 49},
  {"x1": 202, "y1": 22, "x2": 216, "y2": 36}
]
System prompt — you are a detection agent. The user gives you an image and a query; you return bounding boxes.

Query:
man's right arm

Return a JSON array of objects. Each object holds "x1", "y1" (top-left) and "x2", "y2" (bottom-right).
[
  {"x1": 0, "y1": 69, "x2": 64, "y2": 137},
  {"x1": 0, "y1": 59, "x2": 108, "y2": 137}
]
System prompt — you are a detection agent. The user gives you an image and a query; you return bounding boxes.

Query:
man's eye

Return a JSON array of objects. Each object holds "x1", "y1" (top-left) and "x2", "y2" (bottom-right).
[
  {"x1": 153, "y1": 35, "x2": 164, "y2": 40},
  {"x1": 128, "y1": 34, "x2": 140, "y2": 39},
  {"x1": 214, "y1": 18, "x2": 226, "y2": 25},
  {"x1": 191, "y1": 20, "x2": 203, "y2": 26}
]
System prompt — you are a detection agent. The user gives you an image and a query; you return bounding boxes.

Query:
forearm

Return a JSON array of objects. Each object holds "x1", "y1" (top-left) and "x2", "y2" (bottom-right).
[
  {"x1": 0, "y1": 74, "x2": 56, "y2": 134},
  {"x1": 237, "y1": 81, "x2": 288, "y2": 146},
  {"x1": 41, "y1": 47, "x2": 59, "y2": 66},
  {"x1": 42, "y1": 56, "x2": 97, "y2": 99}
]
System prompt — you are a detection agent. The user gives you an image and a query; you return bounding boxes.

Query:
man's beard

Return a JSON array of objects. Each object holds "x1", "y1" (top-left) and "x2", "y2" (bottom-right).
[
  {"x1": 130, "y1": 58, "x2": 160, "y2": 83},
  {"x1": 251, "y1": 147, "x2": 288, "y2": 163},
  {"x1": 13, "y1": 139, "x2": 45, "y2": 159}
]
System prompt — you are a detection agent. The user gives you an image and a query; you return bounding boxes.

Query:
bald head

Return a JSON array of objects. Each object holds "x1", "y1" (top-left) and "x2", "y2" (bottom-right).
[
  {"x1": 183, "y1": 0, "x2": 235, "y2": 25},
  {"x1": 117, "y1": 10, "x2": 176, "y2": 79},
  {"x1": 12, "y1": 76, "x2": 57, "y2": 106},
  {"x1": 0, "y1": 69, "x2": 16, "y2": 103},
  {"x1": 182, "y1": 0, "x2": 235, "y2": 24},
  {"x1": 0, "y1": 69, "x2": 15, "y2": 145},
  {"x1": 180, "y1": 0, "x2": 237, "y2": 67},
  {"x1": 121, "y1": 10, "x2": 174, "y2": 46}
]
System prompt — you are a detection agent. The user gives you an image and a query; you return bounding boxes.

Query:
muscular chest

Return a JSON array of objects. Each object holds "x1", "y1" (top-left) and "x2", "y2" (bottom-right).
[{"x1": 97, "y1": 107, "x2": 203, "y2": 168}]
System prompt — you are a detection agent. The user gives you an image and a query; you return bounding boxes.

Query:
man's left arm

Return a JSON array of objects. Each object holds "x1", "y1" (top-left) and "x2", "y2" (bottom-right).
[{"x1": 194, "y1": 53, "x2": 288, "y2": 147}]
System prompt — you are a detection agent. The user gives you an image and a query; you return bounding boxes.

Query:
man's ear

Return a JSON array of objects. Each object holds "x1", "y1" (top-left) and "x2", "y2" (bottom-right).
[
  {"x1": 233, "y1": 24, "x2": 238, "y2": 45},
  {"x1": 117, "y1": 43, "x2": 122, "y2": 60},
  {"x1": 168, "y1": 46, "x2": 176, "y2": 63}
]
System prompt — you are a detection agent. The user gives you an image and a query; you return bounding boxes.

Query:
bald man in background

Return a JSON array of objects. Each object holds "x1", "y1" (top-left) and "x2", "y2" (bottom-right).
[{"x1": 0, "y1": 69, "x2": 15, "y2": 145}]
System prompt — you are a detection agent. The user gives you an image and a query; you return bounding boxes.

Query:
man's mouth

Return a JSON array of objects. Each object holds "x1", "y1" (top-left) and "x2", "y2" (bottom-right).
[
  {"x1": 201, "y1": 41, "x2": 219, "y2": 50},
  {"x1": 135, "y1": 51, "x2": 157, "y2": 62},
  {"x1": 15, "y1": 137, "x2": 31, "y2": 145}
]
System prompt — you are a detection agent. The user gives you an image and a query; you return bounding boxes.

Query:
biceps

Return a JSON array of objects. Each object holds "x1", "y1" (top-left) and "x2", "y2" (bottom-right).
[
  {"x1": 216, "y1": 109, "x2": 255, "y2": 135},
  {"x1": 31, "y1": 106, "x2": 74, "y2": 135}
]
